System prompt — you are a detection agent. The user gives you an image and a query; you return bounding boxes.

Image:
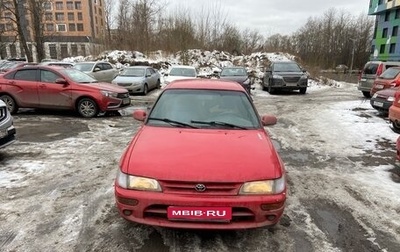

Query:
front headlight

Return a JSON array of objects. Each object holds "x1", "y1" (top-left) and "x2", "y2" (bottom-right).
[
  {"x1": 243, "y1": 78, "x2": 250, "y2": 85},
  {"x1": 300, "y1": 74, "x2": 308, "y2": 79},
  {"x1": 239, "y1": 175, "x2": 285, "y2": 195},
  {"x1": 101, "y1": 90, "x2": 118, "y2": 98},
  {"x1": 272, "y1": 75, "x2": 283, "y2": 79},
  {"x1": 116, "y1": 170, "x2": 162, "y2": 191},
  {"x1": 372, "y1": 93, "x2": 378, "y2": 99},
  {"x1": 388, "y1": 96, "x2": 395, "y2": 102}
]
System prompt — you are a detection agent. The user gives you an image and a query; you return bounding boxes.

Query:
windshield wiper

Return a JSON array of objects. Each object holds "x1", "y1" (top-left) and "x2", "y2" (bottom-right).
[
  {"x1": 191, "y1": 120, "x2": 248, "y2": 129},
  {"x1": 148, "y1": 117, "x2": 197, "y2": 128}
]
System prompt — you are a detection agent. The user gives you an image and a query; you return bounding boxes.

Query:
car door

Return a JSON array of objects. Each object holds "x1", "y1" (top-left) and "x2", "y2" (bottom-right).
[
  {"x1": 37, "y1": 69, "x2": 72, "y2": 109},
  {"x1": 100, "y1": 63, "x2": 117, "y2": 83},
  {"x1": 5, "y1": 69, "x2": 40, "y2": 107},
  {"x1": 146, "y1": 68, "x2": 156, "y2": 89},
  {"x1": 91, "y1": 63, "x2": 105, "y2": 82}
]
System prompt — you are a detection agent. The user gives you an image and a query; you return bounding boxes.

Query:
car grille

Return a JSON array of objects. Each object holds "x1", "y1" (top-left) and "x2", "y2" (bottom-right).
[
  {"x1": 117, "y1": 83, "x2": 131, "y2": 87},
  {"x1": 143, "y1": 205, "x2": 255, "y2": 223},
  {"x1": 117, "y1": 92, "x2": 130, "y2": 98},
  {"x1": 159, "y1": 180, "x2": 241, "y2": 195},
  {"x1": 0, "y1": 107, "x2": 7, "y2": 122},
  {"x1": 283, "y1": 77, "x2": 300, "y2": 83}
]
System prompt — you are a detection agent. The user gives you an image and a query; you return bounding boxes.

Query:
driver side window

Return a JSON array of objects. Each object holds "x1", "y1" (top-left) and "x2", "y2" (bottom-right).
[{"x1": 40, "y1": 70, "x2": 60, "y2": 83}]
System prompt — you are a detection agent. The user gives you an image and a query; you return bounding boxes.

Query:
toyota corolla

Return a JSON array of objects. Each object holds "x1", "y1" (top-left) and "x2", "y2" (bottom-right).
[{"x1": 114, "y1": 79, "x2": 287, "y2": 229}]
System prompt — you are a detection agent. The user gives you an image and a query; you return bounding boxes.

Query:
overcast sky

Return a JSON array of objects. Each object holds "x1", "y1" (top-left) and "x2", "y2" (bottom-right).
[{"x1": 167, "y1": 0, "x2": 372, "y2": 37}]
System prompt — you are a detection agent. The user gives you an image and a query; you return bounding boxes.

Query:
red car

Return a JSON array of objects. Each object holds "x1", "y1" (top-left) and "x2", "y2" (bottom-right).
[
  {"x1": 114, "y1": 79, "x2": 287, "y2": 229},
  {"x1": 370, "y1": 67, "x2": 400, "y2": 96},
  {"x1": 396, "y1": 136, "x2": 400, "y2": 162},
  {"x1": 0, "y1": 65, "x2": 130, "y2": 117}
]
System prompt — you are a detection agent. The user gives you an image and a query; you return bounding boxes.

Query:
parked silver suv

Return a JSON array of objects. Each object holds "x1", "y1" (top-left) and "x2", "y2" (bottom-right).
[
  {"x1": 263, "y1": 61, "x2": 308, "y2": 94},
  {"x1": 0, "y1": 99, "x2": 16, "y2": 148}
]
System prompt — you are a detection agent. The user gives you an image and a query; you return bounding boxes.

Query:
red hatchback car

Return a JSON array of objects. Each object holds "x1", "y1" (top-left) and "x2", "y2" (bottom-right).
[
  {"x1": 370, "y1": 67, "x2": 400, "y2": 96},
  {"x1": 114, "y1": 79, "x2": 287, "y2": 229},
  {"x1": 0, "y1": 65, "x2": 130, "y2": 117}
]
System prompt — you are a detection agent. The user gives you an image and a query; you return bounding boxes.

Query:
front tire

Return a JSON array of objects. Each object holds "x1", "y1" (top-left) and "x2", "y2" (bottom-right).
[
  {"x1": 156, "y1": 79, "x2": 161, "y2": 89},
  {"x1": 299, "y1": 87, "x2": 307, "y2": 94},
  {"x1": 393, "y1": 121, "x2": 400, "y2": 131},
  {"x1": 0, "y1": 94, "x2": 18, "y2": 114},
  {"x1": 143, "y1": 84, "x2": 148, "y2": 95},
  {"x1": 77, "y1": 98, "x2": 98, "y2": 118},
  {"x1": 362, "y1": 91, "x2": 371, "y2": 98}
]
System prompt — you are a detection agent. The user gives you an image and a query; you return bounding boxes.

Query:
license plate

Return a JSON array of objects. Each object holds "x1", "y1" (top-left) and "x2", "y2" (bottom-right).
[
  {"x1": 167, "y1": 206, "x2": 232, "y2": 221},
  {"x1": 122, "y1": 98, "x2": 131, "y2": 105},
  {"x1": 286, "y1": 83, "x2": 298, "y2": 87},
  {"x1": 0, "y1": 129, "x2": 7, "y2": 138},
  {"x1": 361, "y1": 78, "x2": 367, "y2": 81},
  {"x1": 376, "y1": 84, "x2": 384, "y2": 89},
  {"x1": 374, "y1": 101, "x2": 384, "y2": 107}
]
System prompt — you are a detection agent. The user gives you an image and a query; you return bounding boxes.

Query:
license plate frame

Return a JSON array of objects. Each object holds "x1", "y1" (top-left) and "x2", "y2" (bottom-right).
[
  {"x1": 373, "y1": 101, "x2": 384, "y2": 107},
  {"x1": 122, "y1": 98, "x2": 131, "y2": 105},
  {"x1": 167, "y1": 206, "x2": 232, "y2": 222},
  {"x1": 375, "y1": 84, "x2": 384, "y2": 89}
]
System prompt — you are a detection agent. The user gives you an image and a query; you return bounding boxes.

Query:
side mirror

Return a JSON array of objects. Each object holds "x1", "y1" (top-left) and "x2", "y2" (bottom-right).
[
  {"x1": 164, "y1": 73, "x2": 169, "y2": 76},
  {"x1": 302, "y1": 69, "x2": 307, "y2": 73},
  {"x1": 261, "y1": 115, "x2": 277, "y2": 126},
  {"x1": 94, "y1": 67, "x2": 101, "y2": 72},
  {"x1": 55, "y1": 78, "x2": 68, "y2": 85},
  {"x1": 133, "y1": 109, "x2": 147, "y2": 121}
]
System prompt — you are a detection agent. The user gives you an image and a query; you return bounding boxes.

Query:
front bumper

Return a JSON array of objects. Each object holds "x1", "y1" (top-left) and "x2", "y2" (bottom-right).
[
  {"x1": 115, "y1": 185, "x2": 286, "y2": 229},
  {"x1": 271, "y1": 78, "x2": 308, "y2": 90},
  {"x1": 0, "y1": 126, "x2": 16, "y2": 149},
  {"x1": 370, "y1": 98, "x2": 392, "y2": 112},
  {"x1": 389, "y1": 104, "x2": 400, "y2": 123}
]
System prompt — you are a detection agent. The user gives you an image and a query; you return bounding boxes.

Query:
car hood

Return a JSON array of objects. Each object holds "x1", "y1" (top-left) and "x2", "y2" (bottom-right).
[
  {"x1": 273, "y1": 71, "x2": 303, "y2": 76},
  {"x1": 374, "y1": 78, "x2": 394, "y2": 85},
  {"x1": 165, "y1": 76, "x2": 196, "y2": 83},
  {"x1": 374, "y1": 87, "x2": 398, "y2": 97},
  {"x1": 120, "y1": 126, "x2": 283, "y2": 182},
  {"x1": 84, "y1": 82, "x2": 128, "y2": 93},
  {"x1": 219, "y1": 76, "x2": 248, "y2": 84},
  {"x1": 113, "y1": 76, "x2": 145, "y2": 83}
]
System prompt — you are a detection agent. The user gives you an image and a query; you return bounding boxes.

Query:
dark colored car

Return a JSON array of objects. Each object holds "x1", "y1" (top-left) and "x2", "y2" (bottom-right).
[
  {"x1": 114, "y1": 79, "x2": 287, "y2": 229},
  {"x1": 370, "y1": 87, "x2": 397, "y2": 114},
  {"x1": 358, "y1": 61, "x2": 400, "y2": 98},
  {"x1": 0, "y1": 99, "x2": 16, "y2": 149},
  {"x1": 262, "y1": 61, "x2": 308, "y2": 94},
  {"x1": 219, "y1": 67, "x2": 252, "y2": 94},
  {"x1": 0, "y1": 66, "x2": 130, "y2": 117},
  {"x1": 370, "y1": 67, "x2": 400, "y2": 96}
]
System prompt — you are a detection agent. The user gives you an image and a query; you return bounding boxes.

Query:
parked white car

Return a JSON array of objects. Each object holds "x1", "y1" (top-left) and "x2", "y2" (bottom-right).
[
  {"x1": 0, "y1": 99, "x2": 16, "y2": 149},
  {"x1": 73, "y1": 61, "x2": 119, "y2": 83},
  {"x1": 164, "y1": 65, "x2": 197, "y2": 85}
]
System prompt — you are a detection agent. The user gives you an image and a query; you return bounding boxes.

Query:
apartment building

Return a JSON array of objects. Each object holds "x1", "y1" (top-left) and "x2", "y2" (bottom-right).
[
  {"x1": 369, "y1": 0, "x2": 400, "y2": 61},
  {"x1": 0, "y1": 0, "x2": 106, "y2": 61}
]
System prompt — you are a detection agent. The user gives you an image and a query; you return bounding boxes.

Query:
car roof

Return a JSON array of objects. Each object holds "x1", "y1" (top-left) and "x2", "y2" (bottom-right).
[
  {"x1": 272, "y1": 60, "x2": 296, "y2": 64},
  {"x1": 125, "y1": 66, "x2": 150, "y2": 69},
  {"x1": 164, "y1": 79, "x2": 245, "y2": 91}
]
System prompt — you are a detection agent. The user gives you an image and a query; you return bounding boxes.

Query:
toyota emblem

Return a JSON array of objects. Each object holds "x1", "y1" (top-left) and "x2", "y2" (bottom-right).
[{"x1": 195, "y1": 184, "x2": 206, "y2": 192}]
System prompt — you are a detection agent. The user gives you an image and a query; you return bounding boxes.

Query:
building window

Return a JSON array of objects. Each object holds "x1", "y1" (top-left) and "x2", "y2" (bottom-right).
[
  {"x1": 380, "y1": 44, "x2": 386, "y2": 54},
  {"x1": 68, "y1": 13, "x2": 74, "y2": 21},
  {"x1": 6, "y1": 23, "x2": 13, "y2": 31},
  {"x1": 4, "y1": 12, "x2": 12, "y2": 19},
  {"x1": 46, "y1": 24, "x2": 54, "y2": 31},
  {"x1": 396, "y1": 9, "x2": 400, "y2": 19},
  {"x1": 44, "y1": 2, "x2": 52, "y2": 10},
  {"x1": 80, "y1": 44, "x2": 86, "y2": 57},
  {"x1": 77, "y1": 23, "x2": 84, "y2": 31},
  {"x1": 49, "y1": 44, "x2": 57, "y2": 59},
  {"x1": 55, "y1": 13, "x2": 64, "y2": 21},
  {"x1": 9, "y1": 44, "x2": 17, "y2": 58},
  {"x1": 77, "y1": 13, "x2": 83, "y2": 21},
  {"x1": 45, "y1": 13, "x2": 53, "y2": 21},
  {"x1": 390, "y1": 43, "x2": 396, "y2": 54},
  {"x1": 383, "y1": 28, "x2": 388, "y2": 38},
  {"x1": 95, "y1": 17, "x2": 98, "y2": 24},
  {"x1": 99, "y1": 9, "x2": 102, "y2": 15},
  {"x1": 385, "y1": 11, "x2": 391, "y2": 21},
  {"x1": 69, "y1": 23, "x2": 76, "y2": 31},
  {"x1": 94, "y1": 8, "x2": 97, "y2": 14},
  {"x1": 393, "y1": 26, "x2": 398, "y2": 37},
  {"x1": 67, "y1": 1, "x2": 74, "y2": 10},
  {"x1": 61, "y1": 44, "x2": 68, "y2": 58},
  {"x1": 57, "y1": 24, "x2": 66, "y2": 32},
  {"x1": 378, "y1": 0, "x2": 383, "y2": 4},
  {"x1": 55, "y1": 1, "x2": 63, "y2": 10},
  {"x1": 71, "y1": 44, "x2": 78, "y2": 56},
  {"x1": 75, "y1": 1, "x2": 82, "y2": 10}
]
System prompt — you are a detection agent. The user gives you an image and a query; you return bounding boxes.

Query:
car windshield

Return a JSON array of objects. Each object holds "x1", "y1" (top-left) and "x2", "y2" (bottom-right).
[
  {"x1": 60, "y1": 68, "x2": 98, "y2": 83},
  {"x1": 120, "y1": 68, "x2": 145, "y2": 77},
  {"x1": 379, "y1": 68, "x2": 400, "y2": 79},
  {"x1": 273, "y1": 62, "x2": 302, "y2": 72},
  {"x1": 147, "y1": 89, "x2": 260, "y2": 129},
  {"x1": 220, "y1": 68, "x2": 247, "y2": 76},
  {"x1": 73, "y1": 63, "x2": 95, "y2": 71},
  {"x1": 169, "y1": 67, "x2": 196, "y2": 77}
]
